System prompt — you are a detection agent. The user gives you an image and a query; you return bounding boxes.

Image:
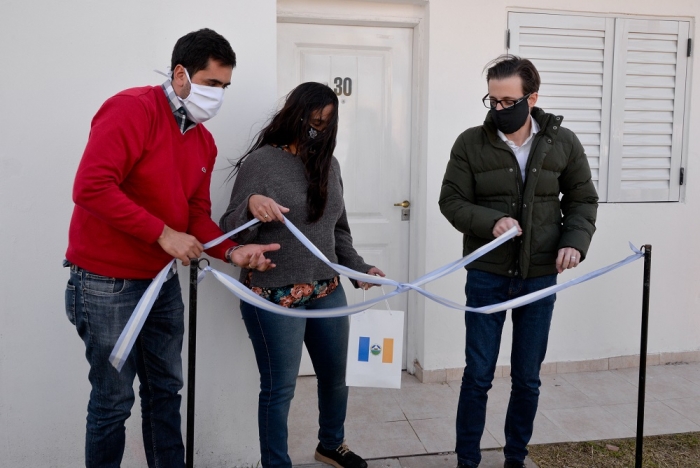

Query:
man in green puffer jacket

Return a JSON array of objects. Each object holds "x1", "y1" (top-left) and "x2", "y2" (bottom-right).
[{"x1": 439, "y1": 55, "x2": 598, "y2": 468}]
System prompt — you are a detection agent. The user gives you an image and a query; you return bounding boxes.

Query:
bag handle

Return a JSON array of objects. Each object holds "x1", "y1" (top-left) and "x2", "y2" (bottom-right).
[{"x1": 362, "y1": 285, "x2": 392, "y2": 311}]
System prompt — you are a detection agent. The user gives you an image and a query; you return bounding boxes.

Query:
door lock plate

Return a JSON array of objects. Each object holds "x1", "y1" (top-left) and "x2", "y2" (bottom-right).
[{"x1": 401, "y1": 208, "x2": 410, "y2": 221}]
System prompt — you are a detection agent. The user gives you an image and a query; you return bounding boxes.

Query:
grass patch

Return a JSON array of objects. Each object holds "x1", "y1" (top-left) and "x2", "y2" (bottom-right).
[{"x1": 528, "y1": 432, "x2": 700, "y2": 467}]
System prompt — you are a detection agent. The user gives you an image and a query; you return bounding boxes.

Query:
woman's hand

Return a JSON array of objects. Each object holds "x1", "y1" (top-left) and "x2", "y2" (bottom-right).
[
  {"x1": 231, "y1": 243, "x2": 281, "y2": 272},
  {"x1": 357, "y1": 266, "x2": 385, "y2": 290},
  {"x1": 248, "y1": 195, "x2": 290, "y2": 223}
]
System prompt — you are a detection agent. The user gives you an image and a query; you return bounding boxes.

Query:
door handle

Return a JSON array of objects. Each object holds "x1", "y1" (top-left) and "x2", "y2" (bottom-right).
[{"x1": 393, "y1": 200, "x2": 410, "y2": 208}]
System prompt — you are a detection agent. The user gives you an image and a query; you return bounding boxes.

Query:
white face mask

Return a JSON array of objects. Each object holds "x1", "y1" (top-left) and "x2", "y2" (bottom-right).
[{"x1": 178, "y1": 69, "x2": 225, "y2": 124}]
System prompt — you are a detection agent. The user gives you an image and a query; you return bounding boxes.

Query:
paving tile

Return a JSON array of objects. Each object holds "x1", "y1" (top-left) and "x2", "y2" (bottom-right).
[
  {"x1": 559, "y1": 370, "x2": 644, "y2": 405},
  {"x1": 409, "y1": 416, "x2": 456, "y2": 453},
  {"x1": 602, "y1": 400, "x2": 700, "y2": 436},
  {"x1": 398, "y1": 452, "x2": 458, "y2": 467},
  {"x1": 540, "y1": 405, "x2": 635, "y2": 442},
  {"x1": 289, "y1": 423, "x2": 321, "y2": 466},
  {"x1": 663, "y1": 397, "x2": 700, "y2": 426},
  {"x1": 483, "y1": 411, "x2": 507, "y2": 446},
  {"x1": 485, "y1": 376, "x2": 512, "y2": 414},
  {"x1": 289, "y1": 375, "x2": 321, "y2": 428},
  {"x1": 347, "y1": 385, "x2": 407, "y2": 424},
  {"x1": 612, "y1": 366, "x2": 700, "y2": 400},
  {"x1": 344, "y1": 420, "x2": 426, "y2": 459},
  {"x1": 656, "y1": 362, "x2": 700, "y2": 383},
  {"x1": 393, "y1": 381, "x2": 459, "y2": 420},
  {"x1": 538, "y1": 374, "x2": 594, "y2": 410},
  {"x1": 528, "y1": 411, "x2": 572, "y2": 445}
]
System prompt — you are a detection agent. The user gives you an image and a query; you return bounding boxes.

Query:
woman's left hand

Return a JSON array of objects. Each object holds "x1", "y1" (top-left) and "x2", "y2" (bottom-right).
[{"x1": 357, "y1": 266, "x2": 385, "y2": 290}]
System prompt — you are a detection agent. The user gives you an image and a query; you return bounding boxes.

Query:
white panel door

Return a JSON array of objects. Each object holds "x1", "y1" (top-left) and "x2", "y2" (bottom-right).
[{"x1": 278, "y1": 23, "x2": 413, "y2": 372}]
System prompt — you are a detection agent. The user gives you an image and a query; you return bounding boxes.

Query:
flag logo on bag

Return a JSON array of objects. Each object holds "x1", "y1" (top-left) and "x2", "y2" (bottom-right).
[{"x1": 357, "y1": 337, "x2": 394, "y2": 363}]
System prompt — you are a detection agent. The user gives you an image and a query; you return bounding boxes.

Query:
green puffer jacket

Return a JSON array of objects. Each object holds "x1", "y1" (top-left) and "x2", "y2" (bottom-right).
[{"x1": 439, "y1": 107, "x2": 598, "y2": 279}]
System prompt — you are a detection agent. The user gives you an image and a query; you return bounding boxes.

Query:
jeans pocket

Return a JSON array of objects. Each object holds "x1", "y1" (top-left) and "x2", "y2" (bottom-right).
[
  {"x1": 65, "y1": 280, "x2": 77, "y2": 326},
  {"x1": 84, "y1": 273, "x2": 127, "y2": 295}
]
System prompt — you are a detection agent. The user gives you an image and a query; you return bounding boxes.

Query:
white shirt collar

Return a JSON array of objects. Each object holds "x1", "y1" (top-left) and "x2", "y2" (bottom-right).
[{"x1": 497, "y1": 115, "x2": 539, "y2": 148}]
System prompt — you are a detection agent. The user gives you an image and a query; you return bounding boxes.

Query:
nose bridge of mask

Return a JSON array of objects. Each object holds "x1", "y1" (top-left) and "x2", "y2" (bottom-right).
[{"x1": 182, "y1": 69, "x2": 225, "y2": 101}]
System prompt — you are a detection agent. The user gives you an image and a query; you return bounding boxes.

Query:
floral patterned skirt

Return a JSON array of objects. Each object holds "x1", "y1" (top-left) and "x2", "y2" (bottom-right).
[{"x1": 244, "y1": 272, "x2": 340, "y2": 308}]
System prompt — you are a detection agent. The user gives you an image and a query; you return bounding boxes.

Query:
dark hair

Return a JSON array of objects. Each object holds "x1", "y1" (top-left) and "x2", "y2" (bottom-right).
[
  {"x1": 231, "y1": 82, "x2": 339, "y2": 223},
  {"x1": 484, "y1": 55, "x2": 540, "y2": 95},
  {"x1": 170, "y1": 28, "x2": 236, "y2": 77}
]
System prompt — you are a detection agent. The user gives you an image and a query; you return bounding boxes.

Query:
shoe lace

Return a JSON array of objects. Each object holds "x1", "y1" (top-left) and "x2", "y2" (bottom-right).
[{"x1": 335, "y1": 443, "x2": 351, "y2": 456}]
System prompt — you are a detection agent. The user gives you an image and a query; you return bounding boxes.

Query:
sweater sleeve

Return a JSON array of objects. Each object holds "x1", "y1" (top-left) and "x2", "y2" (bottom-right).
[
  {"x1": 558, "y1": 132, "x2": 598, "y2": 259},
  {"x1": 438, "y1": 132, "x2": 509, "y2": 240},
  {"x1": 72, "y1": 95, "x2": 165, "y2": 243},
  {"x1": 333, "y1": 162, "x2": 373, "y2": 274},
  {"x1": 219, "y1": 153, "x2": 265, "y2": 245},
  {"x1": 187, "y1": 136, "x2": 236, "y2": 261}
]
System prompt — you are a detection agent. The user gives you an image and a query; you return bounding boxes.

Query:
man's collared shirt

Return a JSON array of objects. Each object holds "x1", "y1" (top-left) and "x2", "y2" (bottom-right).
[
  {"x1": 161, "y1": 79, "x2": 196, "y2": 134},
  {"x1": 161, "y1": 80, "x2": 194, "y2": 279},
  {"x1": 497, "y1": 115, "x2": 540, "y2": 182}
]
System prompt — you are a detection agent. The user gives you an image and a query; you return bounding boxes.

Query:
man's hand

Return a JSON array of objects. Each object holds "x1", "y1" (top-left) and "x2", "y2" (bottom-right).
[
  {"x1": 556, "y1": 247, "x2": 581, "y2": 273},
  {"x1": 357, "y1": 266, "x2": 386, "y2": 290},
  {"x1": 157, "y1": 225, "x2": 204, "y2": 266},
  {"x1": 231, "y1": 243, "x2": 282, "y2": 272},
  {"x1": 493, "y1": 217, "x2": 522, "y2": 238},
  {"x1": 248, "y1": 194, "x2": 290, "y2": 223}
]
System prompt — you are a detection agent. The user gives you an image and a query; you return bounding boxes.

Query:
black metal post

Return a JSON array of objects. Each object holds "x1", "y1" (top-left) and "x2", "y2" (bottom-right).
[
  {"x1": 635, "y1": 245, "x2": 652, "y2": 468},
  {"x1": 186, "y1": 259, "x2": 200, "y2": 468}
]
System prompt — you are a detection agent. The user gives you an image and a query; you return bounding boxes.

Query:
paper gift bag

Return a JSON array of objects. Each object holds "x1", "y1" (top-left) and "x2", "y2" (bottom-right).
[{"x1": 346, "y1": 306, "x2": 404, "y2": 389}]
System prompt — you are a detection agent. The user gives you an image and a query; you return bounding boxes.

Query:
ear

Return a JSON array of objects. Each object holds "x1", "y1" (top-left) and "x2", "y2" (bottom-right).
[
  {"x1": 171, "y1": 64, "x2": 189, "y2": 99},
  {"x1": 528, "y1": 92, "x2": 538, "y2": 110}
]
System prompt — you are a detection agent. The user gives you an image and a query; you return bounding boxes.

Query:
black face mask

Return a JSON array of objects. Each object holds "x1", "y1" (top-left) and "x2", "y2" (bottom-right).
[{"x1": 490, "y1": 96, "x2": 531, "y2": 134}]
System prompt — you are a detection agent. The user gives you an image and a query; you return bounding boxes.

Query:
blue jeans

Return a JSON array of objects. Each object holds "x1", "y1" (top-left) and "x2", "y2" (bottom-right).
[
  {"x1": 240, "y1": 283, "x2": 350, "y2": 468},
  {"x1": 65, "y1": 264, "x2": 185, "y2": 468},
  {"x1": 456, "y1": 270, "x2": 557, "y2": 467}
]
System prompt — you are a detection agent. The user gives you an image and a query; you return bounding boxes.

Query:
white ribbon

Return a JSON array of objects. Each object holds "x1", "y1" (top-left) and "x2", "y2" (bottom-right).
[
  {"x1": 109, "y1": 216, "x2": 643, "y2": 371},
  {"x1": 108, "y1": 219, "x2": 258, "y2": 371}
]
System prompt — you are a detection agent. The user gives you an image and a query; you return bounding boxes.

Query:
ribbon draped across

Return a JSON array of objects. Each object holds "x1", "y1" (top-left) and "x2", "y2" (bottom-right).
[{"x1": 109, "y1": 217, "x2": 643, "y2": 371}]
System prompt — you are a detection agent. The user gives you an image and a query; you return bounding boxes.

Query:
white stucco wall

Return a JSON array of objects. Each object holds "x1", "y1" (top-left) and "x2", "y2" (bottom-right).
[
  {"x1": 2, "y1": 0, "x2": 699, "y2": 466},
  {"x1": 0, "y1": 1, "x2": 277, "y2": 466},
  {"x1": 420, "y1": 0, "x2": 700, "y2": 371}
]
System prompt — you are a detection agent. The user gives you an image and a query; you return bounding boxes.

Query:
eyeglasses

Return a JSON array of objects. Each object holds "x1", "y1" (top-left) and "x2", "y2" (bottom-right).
[{"x1": 482, "y1": 93, "x2": 532, "y2": 110}]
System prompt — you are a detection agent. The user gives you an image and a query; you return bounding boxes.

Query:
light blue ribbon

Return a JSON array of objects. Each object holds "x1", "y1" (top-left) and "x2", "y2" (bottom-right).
[{"x1": 109, "y1": 216, "x2": 643, "y2": 371}]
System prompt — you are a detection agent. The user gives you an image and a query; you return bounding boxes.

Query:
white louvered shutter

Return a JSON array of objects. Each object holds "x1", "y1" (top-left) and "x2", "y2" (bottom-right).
[
  {"x1": 508, "y1": 12, "x2": 615, "y2": 201},
  {"x1": 607, "y1": 19, "x2": 689, "y2": 202}
]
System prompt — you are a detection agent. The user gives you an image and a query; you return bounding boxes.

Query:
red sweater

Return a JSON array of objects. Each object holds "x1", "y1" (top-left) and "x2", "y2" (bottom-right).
[{"x1": 66, "y1": 86, "x2": 235, "y2": 279}]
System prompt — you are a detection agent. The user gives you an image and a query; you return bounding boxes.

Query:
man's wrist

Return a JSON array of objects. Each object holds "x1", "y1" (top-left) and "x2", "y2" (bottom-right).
[{"x1": 225, "y1": 245, "x2": 245, "y2": 266}]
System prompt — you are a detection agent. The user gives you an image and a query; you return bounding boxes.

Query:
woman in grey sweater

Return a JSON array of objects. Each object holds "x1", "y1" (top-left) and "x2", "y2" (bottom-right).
[{"x1": 220, "y1": 82, "x2": 383, "y2": 468}]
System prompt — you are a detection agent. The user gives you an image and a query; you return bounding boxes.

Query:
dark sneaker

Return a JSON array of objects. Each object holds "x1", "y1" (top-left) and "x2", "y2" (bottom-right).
[
  {"x1": 504, "y1": 461, "x2": 525, "y2": 468},
  {"x1": 314, "y1": 442, "x2": 368, "y2": 468}
]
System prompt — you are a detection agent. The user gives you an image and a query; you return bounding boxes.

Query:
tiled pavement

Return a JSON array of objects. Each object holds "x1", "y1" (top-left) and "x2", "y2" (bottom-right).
[{"x1": 291, "y1": 362, "x2": 700, "y2": 467}]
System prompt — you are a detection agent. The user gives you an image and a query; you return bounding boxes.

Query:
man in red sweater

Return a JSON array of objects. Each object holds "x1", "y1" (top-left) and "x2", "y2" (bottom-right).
[{"x1": 64, "y1": 29, "x2": 279, "y2": 468}]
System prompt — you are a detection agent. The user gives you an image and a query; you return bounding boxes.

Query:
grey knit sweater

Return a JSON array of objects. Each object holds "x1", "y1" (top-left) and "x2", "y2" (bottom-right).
[{"x1": 219, "y1": 145, "x2": 372, "y2": 288}]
